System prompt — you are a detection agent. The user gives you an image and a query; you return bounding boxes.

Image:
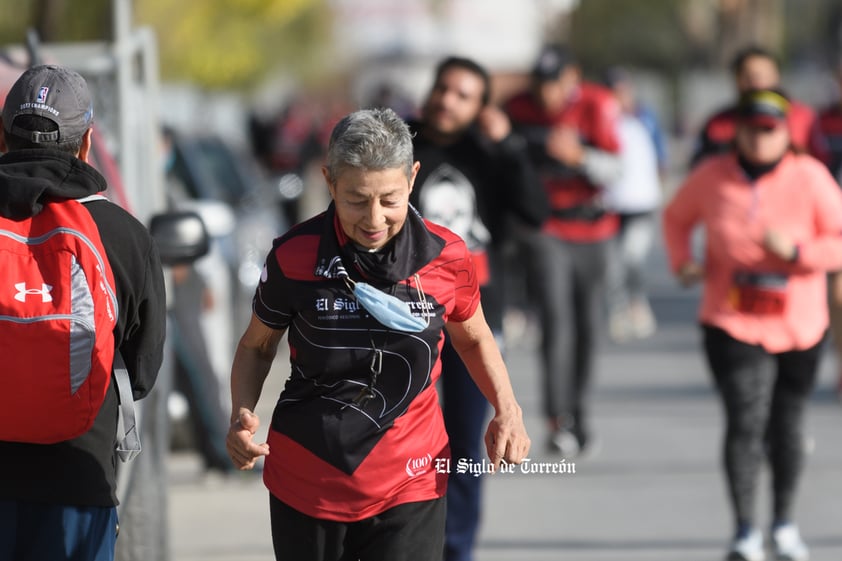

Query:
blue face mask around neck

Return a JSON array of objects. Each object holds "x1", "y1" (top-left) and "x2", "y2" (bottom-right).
[{"x1": 346, "y1": 278, "x2": 428, "y2": 332}]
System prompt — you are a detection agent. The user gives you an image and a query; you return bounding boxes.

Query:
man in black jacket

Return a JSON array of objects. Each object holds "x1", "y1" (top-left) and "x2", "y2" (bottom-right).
[
  {"x1": 0, "y1": 65, "x2": 166, "y2": 561},
  {"x1": 407, "y1": 56, "x2": 548, "y2": 561}
]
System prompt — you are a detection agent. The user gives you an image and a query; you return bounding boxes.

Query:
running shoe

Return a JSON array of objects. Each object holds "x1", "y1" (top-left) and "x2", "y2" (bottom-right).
[
  {"x1": 771, "y1": 523, "x2": 809, "y2": 561},
  {"x1": 629, "y1": 299, "x2": 656, "y2": 339},
  {"x1": 546, "y1": 429, "x2": 580, "y2": 458},
  {"x1": 608, "y1": 310, "x2": 632, "y2": 343},
  {"x1": 726, "y1": 527, "x2": 765, "y2": 561}
]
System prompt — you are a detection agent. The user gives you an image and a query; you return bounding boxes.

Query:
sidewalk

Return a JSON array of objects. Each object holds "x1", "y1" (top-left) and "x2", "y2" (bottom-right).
[{"x1": 168, "y1": 244, "x2": 842, "y2": 561}]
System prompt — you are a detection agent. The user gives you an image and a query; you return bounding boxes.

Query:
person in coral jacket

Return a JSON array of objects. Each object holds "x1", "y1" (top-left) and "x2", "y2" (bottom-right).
[{"x1": 663, "y1": 88, "x2": 842, "y2": 561}]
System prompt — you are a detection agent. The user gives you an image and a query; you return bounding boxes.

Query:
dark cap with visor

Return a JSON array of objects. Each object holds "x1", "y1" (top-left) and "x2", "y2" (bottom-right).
[
  {"x1": 737, "y1": 89, "x2": 790, "y2": 129},
  {"x1": 531, "y1": 44, "x2": 575, "y2": 82},
  {"x1": 2, "y1": 64, "x2": 94, "y2": 144}
]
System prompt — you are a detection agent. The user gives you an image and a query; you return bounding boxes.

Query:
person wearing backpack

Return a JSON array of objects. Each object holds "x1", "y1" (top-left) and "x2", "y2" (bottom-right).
[{"x1": 0, "y1": 65, "x2": 166, "y2": 561}]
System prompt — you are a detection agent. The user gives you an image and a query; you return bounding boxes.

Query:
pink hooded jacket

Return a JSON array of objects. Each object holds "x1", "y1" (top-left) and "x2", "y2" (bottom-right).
[{"x1": 663, "y1": 151, "x2": 842, "y2": 352}]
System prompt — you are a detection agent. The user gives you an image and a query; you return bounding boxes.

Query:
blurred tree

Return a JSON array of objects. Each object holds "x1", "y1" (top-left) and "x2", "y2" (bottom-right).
[
  {"x1": 564, "y1": 0, "x2": 697, "y2": 77},
  {"x1": 784, "y1": 0, "x2": 842, "y2": 66},
  {"x1": 0, "y1": 0, "x2": 332, "y2": 91},
  {"x1": 561, "y1": 0, "x2": 835, "y2": 74},
  {"x1": 0, "y1": 0, "x2": 113, "y2": 44},
  {"x1": 34, "y1": 0, "x2": 67, "y2": 41},
  {"x1": 714, "y1": 0, "x2": 783, "y2": 66},
  {"x1": 136, "y1": 0, "x2": 331, "y2": 90},
  {"x1": 5, "y1": 0, "x2": 835, "y2": 93}
]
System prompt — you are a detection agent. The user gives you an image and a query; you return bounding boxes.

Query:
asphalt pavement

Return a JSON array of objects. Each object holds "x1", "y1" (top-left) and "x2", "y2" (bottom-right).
[{"x1": 167, "y1": 235, "x2": 842, "y2": 561}]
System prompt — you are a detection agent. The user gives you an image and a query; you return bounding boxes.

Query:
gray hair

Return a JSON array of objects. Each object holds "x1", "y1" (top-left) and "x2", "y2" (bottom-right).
[{"x1": 324, "y1": 107, "x2": 415, "y2": 184}]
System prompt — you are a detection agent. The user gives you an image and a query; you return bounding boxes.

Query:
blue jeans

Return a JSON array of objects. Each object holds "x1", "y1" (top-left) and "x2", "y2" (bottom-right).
[
  {"x1": 0, "y1": 500, "x2": 118, "y2": 561},
  {"x1": 440, "y1": 334, "x2": 489, "y2": 561}
]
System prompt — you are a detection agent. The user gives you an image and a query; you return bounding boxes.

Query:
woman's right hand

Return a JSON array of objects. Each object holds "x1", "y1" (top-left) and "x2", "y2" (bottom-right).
[
  {"x1": 226, "y1": 409, "x2": 270, "y2": 470},
  {"x1": 678, "y1": 261, "x2": 704, "y2": 287}
]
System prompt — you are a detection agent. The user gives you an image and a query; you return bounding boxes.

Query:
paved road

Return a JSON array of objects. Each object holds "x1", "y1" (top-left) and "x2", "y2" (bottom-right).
[{"x1": 168, "y1": 237, "x2": 842, "y2": 561}]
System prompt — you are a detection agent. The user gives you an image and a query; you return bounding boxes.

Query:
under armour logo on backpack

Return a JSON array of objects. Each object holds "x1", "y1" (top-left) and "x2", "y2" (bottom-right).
[{"x1": 14, "y1": 282, "x2": 53, "y2": 303}]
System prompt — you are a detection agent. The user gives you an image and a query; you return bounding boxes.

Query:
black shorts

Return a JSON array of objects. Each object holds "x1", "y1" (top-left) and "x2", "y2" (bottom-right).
[{"x1": 269, "y1": 494, "x2": 446, "y2": 561}]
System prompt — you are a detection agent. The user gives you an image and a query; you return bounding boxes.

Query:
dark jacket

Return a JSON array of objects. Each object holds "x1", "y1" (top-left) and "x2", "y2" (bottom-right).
[
  {"x1": 0, "y1": 148, "x2": 166, "y2": 507},
  {"x1": 407, "y1": 120, "x2": 548, "y2": 331},
  {"x1": 408, "y1": 119, "x2": 549, "y2": 248}
]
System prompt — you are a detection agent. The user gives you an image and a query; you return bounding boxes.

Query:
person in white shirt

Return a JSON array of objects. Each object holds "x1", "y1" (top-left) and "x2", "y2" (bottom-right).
[{"x1": 603, "y1": 68, "x2": 663, "y2": 342}]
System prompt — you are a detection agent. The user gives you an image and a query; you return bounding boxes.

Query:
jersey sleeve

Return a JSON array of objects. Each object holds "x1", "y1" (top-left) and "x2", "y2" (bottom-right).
[
  {"x1": 589, "y1": 94, "x2": 622, "y2": 153},
  {"x1": 447, "y1": 239, "x2": 481, "y2": 323},
  {"x1": 797, "y1": 158, "x2": 842, "y2": 270},
  {"x1": 662, "y1": 165, "x2": 710, "y2": 273},
  {"x1": 252, "y1": 243, "x2": 295, "y2": 330}
]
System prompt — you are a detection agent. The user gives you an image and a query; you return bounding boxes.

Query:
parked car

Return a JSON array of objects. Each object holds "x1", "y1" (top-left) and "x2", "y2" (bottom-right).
[{"x1": 164, "y1": 129, "x2": 288, "y2": 379}]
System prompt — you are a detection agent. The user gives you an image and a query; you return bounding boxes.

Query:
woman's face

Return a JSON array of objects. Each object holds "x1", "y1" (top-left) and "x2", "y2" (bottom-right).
[
  {"x1": 325, "y1": 162, "x2": 420, "y2": 251},
  {"x1": 735, "y1": 120, "x2": 790, "y2": 165}
]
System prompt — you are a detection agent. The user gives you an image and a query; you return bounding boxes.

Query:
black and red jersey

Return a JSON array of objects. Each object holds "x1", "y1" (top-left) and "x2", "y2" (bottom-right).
[
  {"x1": 818, "y1": 102, "x2": 842, "y2": 182},
  {"x1": 691, "y1": 100, "x2": 829, "y2": 168},
  {"x1": 253, "y1": 205, "x2": 479, "y2": 521},
  {"x1": 504, "y1": 82, "x2": 621, "y2": 242}
]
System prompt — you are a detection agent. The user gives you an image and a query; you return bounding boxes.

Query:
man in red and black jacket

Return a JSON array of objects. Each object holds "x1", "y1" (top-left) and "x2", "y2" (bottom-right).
[
  {"x1": 818, "y1": 63, "x2": 842, "y2": 399},
  {"x1": 818, "y1": 65, "x2": 842, "y2": 183},
  {"x1": 690, "y1": 45, "x2": 828, "y2": 168},
  {"x1": 504, "y1": 44, "x2": 622, "y2": 457}
]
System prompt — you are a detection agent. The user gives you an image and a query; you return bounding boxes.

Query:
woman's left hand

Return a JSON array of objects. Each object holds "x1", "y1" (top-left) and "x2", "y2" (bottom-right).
[{"x1": 764, "y1": 229, "x2": 797, "y2": 261}]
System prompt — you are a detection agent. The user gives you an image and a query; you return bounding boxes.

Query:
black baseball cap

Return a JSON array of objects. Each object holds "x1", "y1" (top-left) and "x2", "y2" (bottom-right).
[
  {"x1": 737, "y1": 88, "x2": 789, "y2": 129},
  {"x1": 531, "y1": 44, "x2": 575, "y2": 81},
  {"x1": 2, "y1": 64, "x2": 94, "y2": 144}
]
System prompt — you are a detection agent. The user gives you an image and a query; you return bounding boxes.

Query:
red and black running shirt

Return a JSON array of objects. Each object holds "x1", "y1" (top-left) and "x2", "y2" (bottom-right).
[
  {"x1": 818, "y1": 102, "x2": 842, "y2": 182},
  {"x1": 253, "y1": 206, "x2": 479, "y2": 522},
  {"x1": 505, "y1": 82, "x2": 621, "y2": 242}
]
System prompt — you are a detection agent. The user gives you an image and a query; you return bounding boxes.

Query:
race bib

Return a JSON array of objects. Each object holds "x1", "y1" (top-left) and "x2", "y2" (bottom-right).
[{"x1": 729, "y1": 271, "x2": 788, "y2": 315}]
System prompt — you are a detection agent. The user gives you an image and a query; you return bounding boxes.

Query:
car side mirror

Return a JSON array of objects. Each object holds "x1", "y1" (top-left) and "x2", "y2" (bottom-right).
[{"x1": 148, "y1": 210, "x2": 210, "y2": 266}]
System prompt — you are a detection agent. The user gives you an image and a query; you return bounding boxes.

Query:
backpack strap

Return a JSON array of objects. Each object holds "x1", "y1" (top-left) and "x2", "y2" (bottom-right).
[
  {"x1": 113, "y1": 351, "x2": 141, "y2": 462},
  {"x1": 75, "y1": 196, "x2": 139, "y2": 461}
]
